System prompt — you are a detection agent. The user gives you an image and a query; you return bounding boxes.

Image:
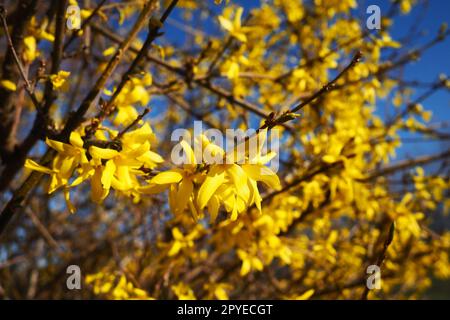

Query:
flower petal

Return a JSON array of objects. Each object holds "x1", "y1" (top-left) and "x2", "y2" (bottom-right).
[
  {"x1": 70, "y1": 131, "x2": 84, "y2": 148},
  {"x1": 46, "y1": 137, "x2": 69, "y2": 153},
  {"x1": 24, "y1": 159, "x2": 54, "y2": 174},
  {"x1": 197, "y1": 170, "x2": 225, "y2": 209},
  {"x1": 89, "y1": 146, "x2": 119, "y2": 159},
  {"x1": 64, "y1": 188, "x2": 76, "y2": 214},
  {"x1": 175, "y1": 179, "x2": 193, "y2": 214},
  {"x1": 218, "y1": 16, "x2": 233, "y2": 32},
  {"x1": 243, "y1": 164, "x2": 281, "y2": 190},
  {"x1": 150, "y1": 170, "x2": 183, "y2": 185},
  {"x1": 101, "y1": 160, "x2": 116, "y2": 190}
]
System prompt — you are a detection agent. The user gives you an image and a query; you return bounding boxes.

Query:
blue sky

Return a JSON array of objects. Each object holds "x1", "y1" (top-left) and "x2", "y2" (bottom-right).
[{"x1": 367, "y1": 0, "x2": 450, "y2": 160}]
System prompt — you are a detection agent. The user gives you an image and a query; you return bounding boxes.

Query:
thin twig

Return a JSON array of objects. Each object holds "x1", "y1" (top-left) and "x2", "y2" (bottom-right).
[{"x1": 364, "y1": 148, "x2": 450, "y2": 180}]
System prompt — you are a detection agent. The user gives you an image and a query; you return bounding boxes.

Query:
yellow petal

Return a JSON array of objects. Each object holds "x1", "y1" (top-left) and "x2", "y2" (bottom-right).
[
  {"x1": 101, "y1": 160, "x2": 116, "y2": 190},
  {"x1": 70, "y1": 131, "x2": 84, "y2": 148},
  {"x1": 59, "y1": 156, "x2": 76, "y2": 179},
  {"x1": 146, "y1": 150, "x2": 164, "y2": 163},
  {"x1": 208, "y1": 195, "x2": 221, "y2": 223},
  {"x1": 123, "y1": 123, "x2": 153, "y2": 144},
  {"x1": 91, "y1": 167, "x2": 108, "y2": 203},
  {"x1": 46, "y1": 137, "x2": 69, "y2": 153},
  {"x1": 111, "y1": 176, "x2": 128, "y2": 191},
  {"x1": 124, "y1": 141, "x2": 149, "y2": 158},
  {"x1": 180, "y1": 140, "x2": 196, "y2": 165},
  {"x1": 322, "y1": 155, "x2": 338, "y2": 163},
  {"x1": 24, "y1": 159, "x2": 54, "y2": 174},
  {"x1": 50, "y1": 70, "x2": 70, "y2": 89},
  {"x1": 234, "y1": 7, "x2": 244, "y2": 28},
  {"x1": 89, "y1": 146, "x2": 119, "y2": 159},
  {"x1": 172, "y1": 227, "x2": 183, "y2": 240},
  {"x1": 296, "y1": 289, "x2": 315, "y2": 300},
  {"x1": 226, "y1": 61, "x2": 239, "y2": 79},
  {"x1": 248, "y1": 178, "x2": 262, "y2": 212},
  {"x1": 252, "y1": 257, "x2": 263, "y2": 271},
  {"x1": 257, "y1": 151, "x2": 277, "y2": 165},
  {"x1": 64, "y1": 188, "x2": 76, "y2": 214},
  {"x1": 48, "y1": 174, "x2": 64, "y2": 194},
  {"x1": 0, "y1": 79, "x2": 17, "y2": 91},
  {"x1": 137, "y1": 183, "x2": 168, "y2": 194},
  {"x1": 242, "y1": 165, "x2": 281, "y2": 190},
  {"x1": 218, "y1": 16, "x2": 233, "y2": 32},
  {"x1": 168, "y1": 241, "x2": 182, "y2": 256},
  {"x1": 234, "y1": 32, "x2": 247, "y2": 43},
  {"x1": 175, "y1": 179, "x2": 193, "y2": 214},
  {"x1": 102, "y1": 46, "x2": 116, "y2": 56},
  {"x1": 71, "y1": 166, "x2": 94, "y2": 187},
  {"x1": 240, "y1": 259, "x2": 251, "y2": 276},
  {"x1": 227, "y1": 164, "x2": 247, "y2": 190},
  {"x1": 197, "y1": 169, "x2": 225, "y2": 209}
]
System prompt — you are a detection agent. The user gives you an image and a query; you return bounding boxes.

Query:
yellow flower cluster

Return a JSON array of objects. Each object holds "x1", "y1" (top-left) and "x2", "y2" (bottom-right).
[
  {"x1": 140, "y1": 129, "x2": 280, "y2": 221},
  {"x1": 25, "y1": 124, "x2": 281, "y2": 222},
  {"x1": 86, "y1": 271, "x2": 153, "y2": 300},
  {"x1": 50, "y1": 70, "x2": 71, "y2": 90}
]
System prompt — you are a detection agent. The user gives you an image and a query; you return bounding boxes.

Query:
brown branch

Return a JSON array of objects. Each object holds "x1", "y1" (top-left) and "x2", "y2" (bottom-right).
[
  {"x1": 365, "y1": 148, "x2": 450, "y2": 180},
  {"x1": 0, "y1": 147, "x2": 57, "y2": 237}
]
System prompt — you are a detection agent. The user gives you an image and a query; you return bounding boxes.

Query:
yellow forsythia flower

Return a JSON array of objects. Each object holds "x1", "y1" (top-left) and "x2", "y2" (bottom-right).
[
  {"x1": 218, "y1": 7, "x2": 251, "y2": 42},
  {"x1": 172, "y1": 282, "x2": 196, "y2": 300},
  {"x1": 50, "y1": 70, "x2": 71, "y2": 90},
  {"x1": 23, "y1": 36, "x2": 39, "y2": 62}
]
